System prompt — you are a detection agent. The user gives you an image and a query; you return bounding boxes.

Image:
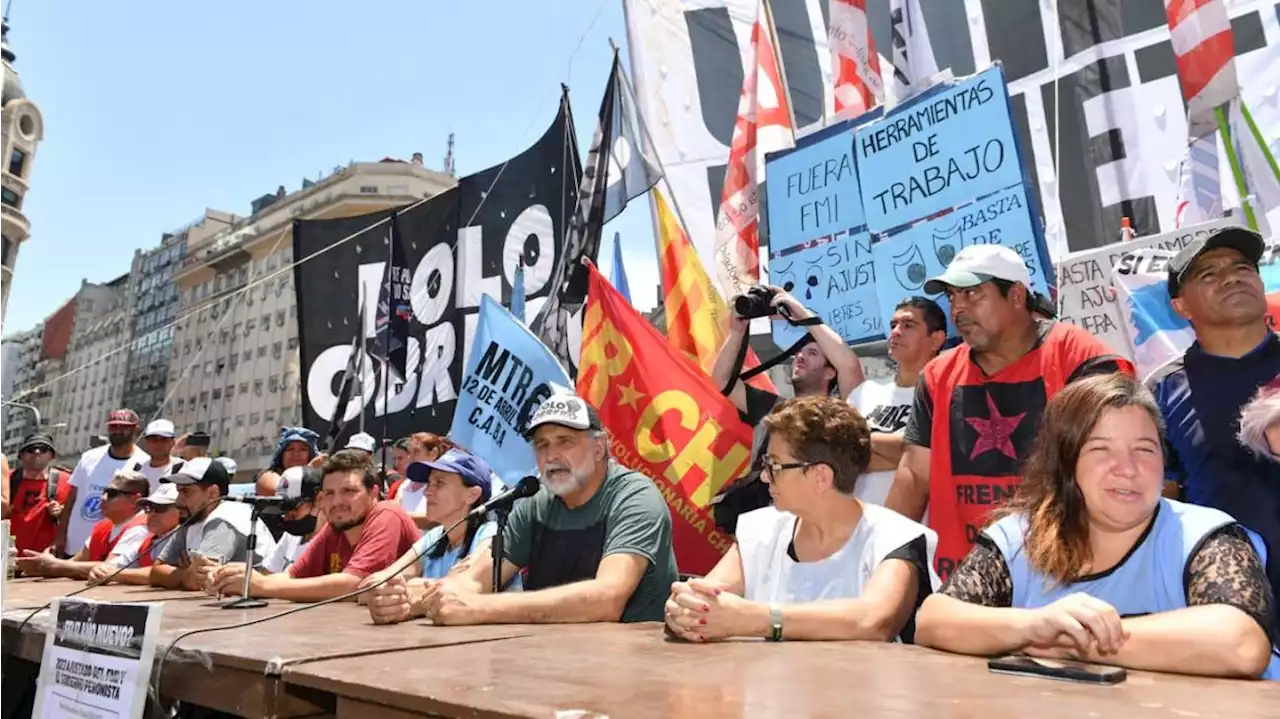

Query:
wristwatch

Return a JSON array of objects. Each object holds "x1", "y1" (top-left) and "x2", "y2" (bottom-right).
[{"x1": 768, "y1": 604, "x2": 783, "y2": 641}]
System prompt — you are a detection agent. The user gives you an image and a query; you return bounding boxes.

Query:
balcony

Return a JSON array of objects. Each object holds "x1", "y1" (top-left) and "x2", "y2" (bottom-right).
[{"x1": 0, "y1": 204, "x2": 29, "y2": 241}]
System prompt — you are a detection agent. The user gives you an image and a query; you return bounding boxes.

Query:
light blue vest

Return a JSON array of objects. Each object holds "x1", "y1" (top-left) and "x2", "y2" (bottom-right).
[{"x1": 986, "y1": 498, "x2": 1279, "y2": 680}]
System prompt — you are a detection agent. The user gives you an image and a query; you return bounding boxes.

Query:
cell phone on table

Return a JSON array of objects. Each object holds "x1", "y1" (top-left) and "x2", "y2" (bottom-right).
[{"x1": 988, "y1": 655, "x2": 1126, "y2": 685}]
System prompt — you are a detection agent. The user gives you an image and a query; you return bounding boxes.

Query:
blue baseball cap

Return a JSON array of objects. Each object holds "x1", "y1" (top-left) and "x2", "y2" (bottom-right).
[{"x1": 406, "y1": 449, "x2": 493, "y2": 503}]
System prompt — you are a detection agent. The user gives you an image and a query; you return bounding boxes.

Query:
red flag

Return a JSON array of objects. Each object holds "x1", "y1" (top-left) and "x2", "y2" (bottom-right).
[
  {"x1": 830, "y1": 0, "x2": 883, "y2": 115},
  {"x1": 712, "y1": 0, "x2": 795, "y2": 301},
  {"x1": 578, "y1": 263, "x2": 753, "y2": 575}
]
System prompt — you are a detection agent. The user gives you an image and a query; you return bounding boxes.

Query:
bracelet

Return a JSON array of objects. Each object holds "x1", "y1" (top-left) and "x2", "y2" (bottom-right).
[{"x1": 768, "y1": 604, "x2": 783, "y2": 641}]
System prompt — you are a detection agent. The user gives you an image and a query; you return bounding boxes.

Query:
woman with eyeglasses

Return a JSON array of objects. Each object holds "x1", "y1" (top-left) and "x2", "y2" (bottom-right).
[
  {"x1": 664, "y1": 396, "x2": 938, "y2": 643},
  {"x1": 916, "y1": 373, "x2": 1279, "y2": 679},
  {"x1": 14, "y1": 469, "x2": 150, "y2": 579}
]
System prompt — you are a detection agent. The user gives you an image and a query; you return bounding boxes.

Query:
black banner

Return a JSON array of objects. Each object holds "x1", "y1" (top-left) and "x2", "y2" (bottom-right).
[{"x1": 294, "y1": 99, "x2": 579, "y2": 443}]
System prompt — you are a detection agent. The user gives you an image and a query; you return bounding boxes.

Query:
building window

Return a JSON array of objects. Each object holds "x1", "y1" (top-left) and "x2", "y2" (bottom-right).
[
  {"x1": 1, "y1": 187, "x2": 22, "y2": 209},
  {"x1": 254, "y1": 380, "x2": 263, "y2": 396},
  {"x1": 272, "y1": 341, "x2": 282, "y2": 360},
  {"x1": 236, "y1": 415, "x2": 245, "y2": 428},
  {"x1": 250, "y1": 412, "x2": 260, "y2": 426},
  {"x1": 242, "y1": 350, "x2": 252, "y2": 362},
  {"x1": 199, "y1": 391, "x2": 209, "y2": 405},
  {"x1": 269, "y1": 376, "x2": 279, "y2": 393},
  {"x1": 257, "y1": 345, "x2": 267, "y2": 358},
  {"x1": 260, "y1": 314, "x2": 270, "y2": 331},
  {"x1": 212, "y1": 388, "x2": 222, "y2": 400},
  {"x1": 9, "y1": 148, "x2": 26, "y2": 177},
  {"x1": 1, "y1": 234, "x2": 13, "y2": 267},
  {"x1": 225, "y1": 385, "x2": 234, "y2": 398},
  {"x1": 176, "y1": 398, "x2": 185, "y2": 412},
  {"x1": 239, "y1": 382, "x2": 249, "y2": 395},
  {"x1": 275, "y1": 310, "x2": 286, "y2": 327},
  {"x1": 359, "y1": 185, "x2": 377, "y2": 194},
  {"x1": 287, "y1": 337, "x2": 298, "y2": 350}
]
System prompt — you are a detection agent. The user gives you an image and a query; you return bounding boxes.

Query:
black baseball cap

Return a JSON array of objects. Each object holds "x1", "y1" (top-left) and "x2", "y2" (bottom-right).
[
  {"x1": 20, "y1": 434, "x2": 56, "y2": 455},
  {"x1": 186, "y1": 431, "x2": 212, "y2": 447},
  {"x1": 160, "y1": 456, "x2": 230, "y2": 489},
  {"x1": 1167, "y1": 227, "x2": 1265, "y2": 298}
]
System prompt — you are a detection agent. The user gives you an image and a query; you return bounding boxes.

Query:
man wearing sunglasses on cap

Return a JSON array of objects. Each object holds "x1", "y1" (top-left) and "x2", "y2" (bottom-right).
[
  {"x1": 6, "y1": 434, "x2": 73, "y2": 555},
  {"x1": 16, "y1": 470, "x2": 150, "y2": 579},
  {"x1": 86, "y1": 483, "x2": 184, "y2": 587}
]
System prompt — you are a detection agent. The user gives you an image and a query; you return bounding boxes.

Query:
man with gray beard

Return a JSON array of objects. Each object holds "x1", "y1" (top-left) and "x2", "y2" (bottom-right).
[{"x1": 366, "y1": 394, "x2": 677, "y2": 625}]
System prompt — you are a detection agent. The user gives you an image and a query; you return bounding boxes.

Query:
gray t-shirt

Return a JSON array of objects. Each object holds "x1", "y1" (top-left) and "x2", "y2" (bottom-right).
[
  {"x1": 503, "y1": 462, "x2": 677, "y2": 622},
  {"x1": 155, "y1": 501, "x2": 274, "y2": 569}
]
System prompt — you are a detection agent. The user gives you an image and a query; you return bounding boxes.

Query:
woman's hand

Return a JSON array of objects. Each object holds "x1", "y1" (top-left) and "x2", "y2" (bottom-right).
[
  {"x1": 664, "y1": 578, "x2": 762, "y2": 642},
  {"x1": 1023, "y1": 593, "x2": 1128, "y2": 655}
]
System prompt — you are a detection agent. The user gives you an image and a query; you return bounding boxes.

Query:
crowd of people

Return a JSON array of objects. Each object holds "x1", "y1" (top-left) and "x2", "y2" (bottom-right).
[{"x1": 3, "y1": 228, "x2": 1280, "y2": 682}]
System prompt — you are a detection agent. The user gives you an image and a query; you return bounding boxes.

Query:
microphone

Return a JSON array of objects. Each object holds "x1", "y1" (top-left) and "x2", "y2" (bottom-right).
[
  {"x1": 469, "y1": 476, "x2": 539, "y2": 517},
  {"x1": 222, "y1": 495, "x2": 287, "y2": 505}
]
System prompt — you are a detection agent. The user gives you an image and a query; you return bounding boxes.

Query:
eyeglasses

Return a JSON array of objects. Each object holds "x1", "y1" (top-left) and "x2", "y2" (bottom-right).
[
  {"x1": 760, "y1": 459, "x2": 816, "y2": 480},
  {"x1": 102, "y1": 488, "x2": 140, "y2": 499},
  {"x1": 142, "y1": 504, "x2": 176, "y2": 513}
]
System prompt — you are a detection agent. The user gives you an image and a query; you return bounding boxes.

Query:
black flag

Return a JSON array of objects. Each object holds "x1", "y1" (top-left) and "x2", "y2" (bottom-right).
[{"x1": 534, "y1": 52, "x2": 661, "y2": 372}]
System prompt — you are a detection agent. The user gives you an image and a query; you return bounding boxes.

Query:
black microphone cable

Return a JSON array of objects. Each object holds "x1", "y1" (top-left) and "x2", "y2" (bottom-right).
[
  {"x1": 14, "y1": 496, "x2": 224, "y2": 636},
  {"x1": 149, "y1": 477, "x2": 540, "y2": 705}
]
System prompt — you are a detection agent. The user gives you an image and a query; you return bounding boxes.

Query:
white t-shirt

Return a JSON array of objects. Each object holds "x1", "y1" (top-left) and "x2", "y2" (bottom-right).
[
  {"x1": 263, "y1": 533, "x2": 310, "y2": 574},
  {"x1": 736, "y1": 504, "x2": 939, "y2": 617},
  {"x1": 848, "y1": 379, "x2": 916, "y2": 506},
  {"x1": 135, "y1": 458, "x2": 179, "y2": 493},
  {"x1": 67, "y1": 445, "x2": 151, "y2": 554},
  {"x1": 398, "y1": 482, "x2": 427, "y2": 514}
]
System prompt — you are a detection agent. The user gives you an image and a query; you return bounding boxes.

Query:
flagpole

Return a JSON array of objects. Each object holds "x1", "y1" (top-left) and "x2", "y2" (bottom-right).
[
  {"x1": 379, "y1": 211, "x2": 397, "y2": 485},
  {"x1": 1239, "y1": 100, "x2": 1280, "y2": 185},
  {"x1": 1216, "y1": 103, "x2": 1260, "y2": 231}
]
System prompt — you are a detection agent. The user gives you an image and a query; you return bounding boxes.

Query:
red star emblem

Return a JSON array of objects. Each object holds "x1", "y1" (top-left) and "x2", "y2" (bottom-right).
[{"x1": 964, "y1": 393, "x2": 1026, "y2": 461}]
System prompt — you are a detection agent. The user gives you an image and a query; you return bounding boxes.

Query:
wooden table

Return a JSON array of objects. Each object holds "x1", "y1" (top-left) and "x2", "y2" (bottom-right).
[
  {"x1": 7, "y1": 579, "x2": 1280, "y2": 718},
  {"x1": 2, "y1": 579, "x2": 537, "y2": 717},
  {"x1": 284, "y1": 623, "x2": 1280, "y2": 719}
]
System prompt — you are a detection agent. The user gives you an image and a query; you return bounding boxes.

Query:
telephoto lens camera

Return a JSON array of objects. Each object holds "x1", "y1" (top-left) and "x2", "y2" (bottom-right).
[{"x1": 734, "y1": 285, "x2": 778, "y2": 319}]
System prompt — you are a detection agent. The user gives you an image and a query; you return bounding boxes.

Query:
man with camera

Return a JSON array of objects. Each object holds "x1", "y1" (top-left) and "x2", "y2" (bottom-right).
[{"x1": 709, "y1": 285, "x2": 866, "y2": 534}]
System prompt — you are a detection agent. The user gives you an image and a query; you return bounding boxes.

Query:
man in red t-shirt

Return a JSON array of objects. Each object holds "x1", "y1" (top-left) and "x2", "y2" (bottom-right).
[
  {"x1": 16, "y1": 471, "x2": 149, "y2": 579},
  {"x1": 885, "y1": 245, "x2": 1133, "y2": 582},
  {"x1": 209, "y1": 449, "x2": 418, "y2": 602},
  {"x1": 7, "y1": 435, "x2": 73, "y2": 555}
]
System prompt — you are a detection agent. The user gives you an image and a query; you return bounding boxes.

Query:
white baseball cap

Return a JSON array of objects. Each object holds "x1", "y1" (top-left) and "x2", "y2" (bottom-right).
[
  {"x1": 345, "y1": 432, "x2": 377, "y2": 453},
  {"x1": 215, "y1": 456, "x2": 238, "y2": 475},
  {"x1": 923, "y1": 245, "x2": 1031, "y2": 296},
  {"x1": 143, "y1": 419, "x2": 176, "y2": 439},
  {"x1": 140, "y1": 483, "x2": 178, "y2": 507}
]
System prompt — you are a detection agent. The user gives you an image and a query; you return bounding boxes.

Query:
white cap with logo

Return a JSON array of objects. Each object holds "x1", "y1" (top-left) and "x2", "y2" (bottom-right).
[
  {"x1": 345, "y1": 432, "x2": 377, "y2": 453},
  {"x1": 923, "y1": 245, "x2": 1031, "y2": 296},
  {"x1": 144, "y1": 419, "x2": 176, "y2": 439}
]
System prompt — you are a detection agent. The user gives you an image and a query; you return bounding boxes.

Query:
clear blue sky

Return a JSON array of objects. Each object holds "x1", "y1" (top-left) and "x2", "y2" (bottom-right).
[{"x1": 3, "y1": 0, "x2": 658, "y2": 333}]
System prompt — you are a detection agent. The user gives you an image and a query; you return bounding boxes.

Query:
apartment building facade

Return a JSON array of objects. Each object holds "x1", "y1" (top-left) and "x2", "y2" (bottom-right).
[
  {"x1": 45, "y1": 277, "x2": 129, "y2": 458},
  {"x1": 1, "y1": 323, "x2": 43, "y2": 453},
  {"x1": 168, "y1": 158, "x2": 454, "y2": 473},
  {"x1": 122, "y1": 210, "x2": 236, "y2": 422}
]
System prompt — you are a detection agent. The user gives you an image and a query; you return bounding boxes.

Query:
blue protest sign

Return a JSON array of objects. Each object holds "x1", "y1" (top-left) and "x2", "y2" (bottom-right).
[
  {"x1": 871, "y1": 185, "x2": 1050, "y2": 334},
  {"x1": 765, "y1": 114, "x2": 884, "y2": 347},
  {"x1": 855, "y1": 65, "x2": 1024, "y2": 233},
  {"x1": 450, "y1": 295, "x2": 573, "y2": 485}
]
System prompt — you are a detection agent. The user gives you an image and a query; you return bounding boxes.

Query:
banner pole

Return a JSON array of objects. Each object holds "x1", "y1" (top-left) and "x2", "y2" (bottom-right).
[
  {"x1": 1216, "y1": 103, "x2": 1259, "y2": 232},
  {"x1": 379, "y1": 212, "x2": 397, "y2": 486},
  {"x1": 1239, "y1": 100, "x2": 1280, "y2": 185}
]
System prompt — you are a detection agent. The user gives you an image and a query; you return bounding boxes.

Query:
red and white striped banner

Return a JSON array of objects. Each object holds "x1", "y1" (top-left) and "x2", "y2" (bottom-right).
[
  {"x1": 829, "y1": 0, "x2": 882, "y2": 116},
  {"x1": 712, "y1": 0, "x2": 795, "y2": 300},
  {"x1": 1164, "y1": 0, "x2": 1240, "y2": 137}
]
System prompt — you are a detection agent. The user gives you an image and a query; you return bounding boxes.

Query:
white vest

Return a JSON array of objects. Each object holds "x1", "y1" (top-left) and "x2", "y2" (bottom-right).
[{"x1": 737, "y1": 503, "x2": 940, "y2": 606}]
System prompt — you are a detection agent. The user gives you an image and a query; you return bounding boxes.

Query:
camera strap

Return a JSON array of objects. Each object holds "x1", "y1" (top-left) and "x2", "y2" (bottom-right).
[{"x1": 721, "y1": 316, "x2": 824, "y2": 396}]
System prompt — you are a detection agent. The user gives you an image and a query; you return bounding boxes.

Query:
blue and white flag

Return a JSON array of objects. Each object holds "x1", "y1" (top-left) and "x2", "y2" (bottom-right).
[
  {"x1": 511, "y1": 259, "x2": 527, "y2": 323},
  {"x1": 610, "y1": 232, "x2": 631, "y2": 304},
  {"x1": 451, "y1": 295, "x2": 573, "y2": 485}
]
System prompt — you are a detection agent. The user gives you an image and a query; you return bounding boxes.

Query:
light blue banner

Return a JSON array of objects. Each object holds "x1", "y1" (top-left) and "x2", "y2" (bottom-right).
[
  {"x1": 855, "y1": 65, "x2": 1023, "y2": 232},
  {"x1": 871, "y1": 185, "x2": 1050, "y2": 335},
  {"x1": 450, "y1": 295, "x2": 572, "y2": 486},
  {"x1": 764, "y1": 118, "x2": 883, "y2": 347}
]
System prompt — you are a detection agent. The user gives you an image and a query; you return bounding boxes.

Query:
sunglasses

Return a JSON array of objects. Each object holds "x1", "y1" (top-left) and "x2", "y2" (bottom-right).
[
  {"x1": 142, "y1": 503, "x2": 176, "y2": 513},
  {"x1": 23, "y1": 447, "x2": 51, "y2": 454},
  {"x1": 102, "y1": 488, "x2": 141, "y2": 499}
]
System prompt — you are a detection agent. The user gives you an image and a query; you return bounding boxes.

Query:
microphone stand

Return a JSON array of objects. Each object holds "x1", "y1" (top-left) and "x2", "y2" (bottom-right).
[
  {"x1": 491, "y1": 505, "x2": 510, "y2": 594},
  {"x1": 222, "y1": 501, "x2": 269, "y2": 609}
]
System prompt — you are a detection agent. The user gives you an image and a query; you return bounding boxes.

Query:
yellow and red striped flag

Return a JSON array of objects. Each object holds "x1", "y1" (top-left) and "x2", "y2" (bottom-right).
[
  {"x1": 578, "y1": 261, "x2": 752, "y2": 575},
  {"x1": 656, "y1": 189, "x2": 775, "y2": 393}
]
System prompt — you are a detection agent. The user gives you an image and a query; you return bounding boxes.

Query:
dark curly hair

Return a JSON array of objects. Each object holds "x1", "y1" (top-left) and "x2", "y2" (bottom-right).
[
  {"x1": 763, "y1": 396, "x2": 872, "y2": 494},
  {"x1": 994, "y1": 373, "x2": 1164, "y2": 584}
]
